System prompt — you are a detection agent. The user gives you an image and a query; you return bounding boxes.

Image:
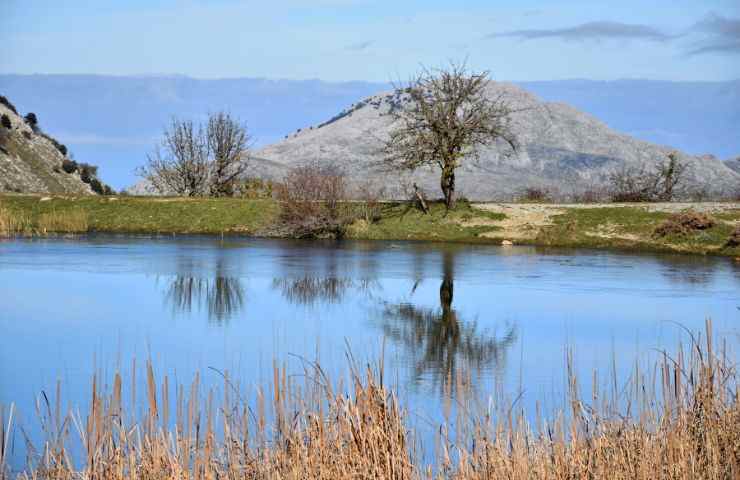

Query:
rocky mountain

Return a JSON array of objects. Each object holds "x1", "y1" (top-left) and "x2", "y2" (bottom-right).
[
  {"x1": 255, "y1": 83, "x2": 740, "y2": 201},
  {"x1": 0, "y1": 97, "x2": 98, "y2": 195},
  {"x1": 725, "y1": 157, "x2": 740, "y2": 174}
]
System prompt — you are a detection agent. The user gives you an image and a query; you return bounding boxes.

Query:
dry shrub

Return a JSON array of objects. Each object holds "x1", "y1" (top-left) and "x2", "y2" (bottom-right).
[
  {"x1": 356, "y1": 179, "x2": 386, "y2": 223},
  {"x1": 275, "y1": 162, "x2": 353, "y2": 238},
  {"x1": 37, "y1": 209, "x2": 89, "y2": 234},
  {"x1": 653, "y1": 210, "x2": 715, "y2": 238},
  {"x1": 610, "y1": 152, "x2": 687, "y2": 202},
  {"x1": 4, "y1": 321, "x2": 739, "y2": 480},
  {"x1": 236, "y1": 177, "x2": 273, "y2": 199},
  {"x1": 517, "y1": 186, "x2": 551, "y2": 202},
  {"x1": 726, "y1": 224, "x2": 740, "y2": 247}
]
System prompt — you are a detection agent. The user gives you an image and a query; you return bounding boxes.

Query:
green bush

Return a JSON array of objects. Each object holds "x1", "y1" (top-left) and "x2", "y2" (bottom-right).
[
  {"x1": 79, "y1": 163, "x2": 98, "y2": 184},
  {"x1": 62, "y1": 159, "x2": 78, "y2": 174},
  {"x1": 24, "y1": 112, "x2": 38, "y2": 131},
  {"x1": 89, "y1": 178, "x2": 104, "y2": 194},
  {"x1": 1, "y1": 114, "x2": 11, "y2": 129}
]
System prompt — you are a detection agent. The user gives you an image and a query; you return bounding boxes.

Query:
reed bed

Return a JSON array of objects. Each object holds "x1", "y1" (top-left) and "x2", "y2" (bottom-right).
[
  {"x1": 0, "y1": 201, "x2": 88, "y2": 237},
  {"x1": 0, "y1": 202, "x2": 32, "y2": 236},
  {"x1": 1, "y1": 320, "x2": 738, "y2": 479},
  {"x1": 36, "y1": 209, "x2": 88, "y2": 234}
]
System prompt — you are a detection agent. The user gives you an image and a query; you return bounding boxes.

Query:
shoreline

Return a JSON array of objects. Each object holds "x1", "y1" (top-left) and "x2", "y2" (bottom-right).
[{"x1": 1, "y1": 194, "x2": 739, "y2": 258}]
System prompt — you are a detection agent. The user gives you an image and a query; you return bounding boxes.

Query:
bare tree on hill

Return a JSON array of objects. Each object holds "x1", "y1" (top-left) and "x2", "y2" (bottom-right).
[{"x1": 383, "y1": 62, "x2": 516, "y2": 210}]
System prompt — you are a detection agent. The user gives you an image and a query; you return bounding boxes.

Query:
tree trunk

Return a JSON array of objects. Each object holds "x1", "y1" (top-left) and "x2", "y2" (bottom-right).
[{"x1": 441, "y1": 165, "x2": 455, "y2": 210}]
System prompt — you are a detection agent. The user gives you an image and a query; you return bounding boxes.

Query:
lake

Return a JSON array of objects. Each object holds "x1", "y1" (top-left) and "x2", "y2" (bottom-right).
[{"x1": 1, "y1": 236, "x2": 739, "y2": 467}]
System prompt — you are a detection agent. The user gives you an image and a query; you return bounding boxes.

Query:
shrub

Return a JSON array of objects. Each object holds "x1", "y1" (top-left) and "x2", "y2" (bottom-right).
[
  {"x1": 79, "y1": 163, "x2": 98, "y2": 184},
  {"x1": 89, "y1": 178, "x2": 104, "y2": 195},
  {"x1": 726, "y1": 225, "x2": 740, "y2": 248},
  {"x1": 0, "y1": 95, "x2": 18, "y2": 115},
  {"x1": 653, "y1": 210, "x2": 715, "y2": 238},
  {"x1": 236, "y1": 177, "x2": 273, "y2": 199},
  {"x1": 571, "y1": 188, "x2": 606, "y2": 203},
  {"x1": 610, "y1": 153, "x2": 687, "y2": 202},
  {"x1": 1, "y1": 114, "x2": 11, "y2": 129},
  {"x1": 517, "y1": 186, "x2": 551, "y2": 202},
  {"x1": 24, "y1": 112, "x2": 38, "y2": 131},
  {"x1": 356, "y1": 180, "x2": 386, "y2": 223},
  {"x1": 275, "y1": 162, "x2": 353, "y2": 238},
  {"x1": 61, "y1": 159, "x2": 78, "y2": 174}
]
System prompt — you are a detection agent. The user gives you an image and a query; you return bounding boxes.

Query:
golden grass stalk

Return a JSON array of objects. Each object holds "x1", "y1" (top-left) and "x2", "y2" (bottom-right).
[{"x1": 3, "y1": 320, "x2": 738, "y2": 479}]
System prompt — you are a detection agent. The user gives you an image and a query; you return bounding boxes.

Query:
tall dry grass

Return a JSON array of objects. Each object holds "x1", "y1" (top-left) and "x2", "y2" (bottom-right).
[
  {"x1": 36, "y1": 209, "x2": 88, "y2": 234},
  {"x1": 1, "y1": 320, "x2": 738, "y2": 479},
  {"x1": 0, "y1": 202, "x2": 88, "y2": 237},
  {"x1": 0, "y1": 202, "x2": 32, "y2": 236}
]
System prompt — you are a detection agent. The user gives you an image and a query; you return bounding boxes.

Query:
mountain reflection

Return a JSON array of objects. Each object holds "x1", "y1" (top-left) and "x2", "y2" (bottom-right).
[
  {"x1": 163, "y1": 257, "x2": 245, "y2": 323},
  {"x1": 378, "y1": 250, "x2": 517, "y2": 392}
]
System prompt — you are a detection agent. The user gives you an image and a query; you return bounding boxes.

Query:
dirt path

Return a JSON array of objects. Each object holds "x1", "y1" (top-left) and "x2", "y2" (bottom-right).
[{"x1": 471, "y1": 202, "x2": 740, "y2": 241}]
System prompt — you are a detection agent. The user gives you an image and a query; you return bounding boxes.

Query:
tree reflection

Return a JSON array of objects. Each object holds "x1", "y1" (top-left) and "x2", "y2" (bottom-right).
[
  {"x1": 164, "y1": 257, "x2": 245, "y2": 324},
  {"x1": 272, "y1": 277, "x2": 378, "y2": 306},
  {"x1": 378, "y1": 250, "x2": 517, "y2": 392}
]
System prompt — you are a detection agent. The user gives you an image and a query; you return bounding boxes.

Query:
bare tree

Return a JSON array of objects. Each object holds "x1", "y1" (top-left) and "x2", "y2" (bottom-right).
[
  {"x1": 140, "y1": 113, "x2": 250, "y2": 197},
  {"x1": 140, "y1": 118, "x2": 210, "y2": 196},
  {"x1": 208, "y1": 112, "x2": 250, "y2": 197},
  {"x1": 383, "y1": 62, "x2": 515, "y2": 210}
]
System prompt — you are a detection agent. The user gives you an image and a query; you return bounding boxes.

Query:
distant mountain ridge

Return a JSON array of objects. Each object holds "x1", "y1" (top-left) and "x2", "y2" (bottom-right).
[
  {"x1": 1, "y1": 75, "x2": 738, "y2": 190},
  {"x1": 254, "y1": 83, "x2": 740, "y2": 200}
]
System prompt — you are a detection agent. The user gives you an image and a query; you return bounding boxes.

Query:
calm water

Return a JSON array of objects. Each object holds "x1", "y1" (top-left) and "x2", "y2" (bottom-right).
[{"x1": 1, "y1": 236, "x2": 739, "y2": 465}]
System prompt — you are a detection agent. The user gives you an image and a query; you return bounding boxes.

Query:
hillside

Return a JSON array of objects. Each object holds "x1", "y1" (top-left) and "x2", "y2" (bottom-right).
[
  {"x1": 255, "y1": 83, "x2": 740, "y2": 201},
  {"x1": 0, "y1": 97, "x2": 97, "y2": 195},
  {"x1": 726, "y1": 157, "x2": 740, "y2": 174}
]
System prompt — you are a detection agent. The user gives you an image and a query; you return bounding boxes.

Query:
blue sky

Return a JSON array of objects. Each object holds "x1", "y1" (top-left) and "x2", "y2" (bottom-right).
[{"x1": 1, "y1": 0, "x2": 739, "y2": 81}]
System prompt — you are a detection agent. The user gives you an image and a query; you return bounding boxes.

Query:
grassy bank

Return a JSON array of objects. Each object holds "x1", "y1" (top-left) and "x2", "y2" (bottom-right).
[
  {"x1": 1, "y1": 321, "x2": 738, "y2": 479},
  {"x1": 0, "y1": 195, "x2": 279, "y2": 235},
  {"x1": 1, "y1": 194, "x2": 739, "y2": 256}
]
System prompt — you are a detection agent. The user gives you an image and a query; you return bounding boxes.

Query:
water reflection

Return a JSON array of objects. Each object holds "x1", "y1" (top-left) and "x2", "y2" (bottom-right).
[
  {"x1": 377, "y1": 250, "x2": 517, "y2": 392},
  {"x1": 163, "y1": 257, "x2": 245, "y2": 323},
  {"x1": 272, "y1": 277, "x2": 379, "y2": 306}
]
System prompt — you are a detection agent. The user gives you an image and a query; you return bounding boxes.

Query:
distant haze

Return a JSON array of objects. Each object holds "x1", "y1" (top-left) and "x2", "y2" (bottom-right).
[{"x1": 0, "y1": 74, "x2": 738, "y2": 189}]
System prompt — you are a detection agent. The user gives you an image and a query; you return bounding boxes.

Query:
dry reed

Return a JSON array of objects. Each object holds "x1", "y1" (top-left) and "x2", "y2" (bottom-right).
[
  {"x1": 1, "y1": 320, "x2": 737, "y2": 479},
  {"x1": 0, "y1": 202, "x2": 32, "y2": 236},
  {"x1": 0, "y1": 202, "x2": 88, "y2": 237},
  {"x1": 36, "y1": 209, "x2": 88, "y2": 234}
]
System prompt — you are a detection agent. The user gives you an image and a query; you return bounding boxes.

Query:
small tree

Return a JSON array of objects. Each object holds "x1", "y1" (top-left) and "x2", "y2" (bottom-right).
[
  {"x1": 1, "y1": 114, "x2": 11, "y2": 129},
  {"x1": 384, "y1": 62, "x2": 515, "y2": 209},
  {"x1": 207, "y1": 112, "x2": 250, "y2": 197}
]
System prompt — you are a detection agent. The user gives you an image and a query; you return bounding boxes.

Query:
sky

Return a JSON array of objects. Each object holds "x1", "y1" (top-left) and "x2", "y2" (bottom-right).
[{"x1": 1, "y1": 1, "x2": 739, "y2": 82}]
